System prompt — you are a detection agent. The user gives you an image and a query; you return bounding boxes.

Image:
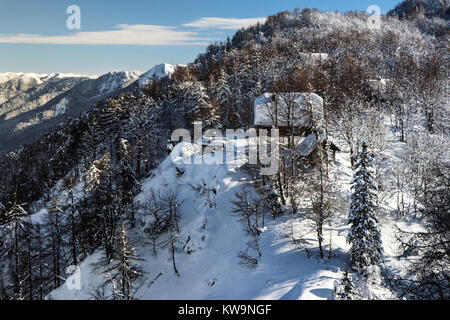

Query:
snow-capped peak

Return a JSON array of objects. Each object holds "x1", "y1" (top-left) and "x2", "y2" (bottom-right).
[{"x1": 138, "y1": 63, "x2": 175, "y2": 85}]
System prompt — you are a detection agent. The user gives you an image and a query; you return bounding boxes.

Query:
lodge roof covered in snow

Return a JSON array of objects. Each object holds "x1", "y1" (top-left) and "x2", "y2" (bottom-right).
[
  {"x1": 254, "y1": 92, "x2": 324, "y2": 129},
  {"x1": 298, "y1": 53, "x2": 329, "y2": 65}
]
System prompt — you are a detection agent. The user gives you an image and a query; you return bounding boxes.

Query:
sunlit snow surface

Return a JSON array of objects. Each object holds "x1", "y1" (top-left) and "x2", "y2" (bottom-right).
[
  {"x1": 49, "y1": 119, "x2": 423, "y2": 300},
  {"x1": 138, "y1": 63, "x2": 175, "y2": 85}
]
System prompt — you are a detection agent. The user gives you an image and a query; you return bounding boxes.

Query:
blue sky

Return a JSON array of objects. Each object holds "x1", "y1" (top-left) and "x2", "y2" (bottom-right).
[{"x1": 0, "y1": 0, "x2": 401, "y2": 75}]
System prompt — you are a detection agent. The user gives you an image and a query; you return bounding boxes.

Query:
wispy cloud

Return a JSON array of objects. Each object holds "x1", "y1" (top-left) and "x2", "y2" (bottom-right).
[
  {"x1": 0, "y1": 17, "x2": 267, "y2": 46},
  {"x1": 0, "y1": 24, "x2": 215, "y2": 46},
  {"x1": 183, "y1": 17, "x2": 267, "y2": 30}
]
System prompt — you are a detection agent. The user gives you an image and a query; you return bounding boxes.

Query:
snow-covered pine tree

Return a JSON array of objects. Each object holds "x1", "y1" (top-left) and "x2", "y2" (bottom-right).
[
  {"x1": 182, "y1": 81, "x2": 221, "y2": 130},
  {"x1": 0, "y1": 201, "x2": 29, "y2": 299},
  {"x1": 210, "y1": 68, "x2": 230, "y2": 107},
  {"x1": 83, "y1": 153, "x2": 119, "y2": 258},
  {"x1": 210, "y1": 68, "x2": 232, "y2": 127},
  {"x1": 334, "y1": 269, "x2": 356, "y2": 300},
  {"x1": 43, "y1": 198, "x2": 67, "y2": 291},
  {"x1": 104, "y1": 223, "x2": 144, "y2": 300},
  {"x1": 347, "y1": 142, "x2": 383, "y2": 276},
  {"x1": 117, "y1": 138, "x2": 139, "y2": 227}
]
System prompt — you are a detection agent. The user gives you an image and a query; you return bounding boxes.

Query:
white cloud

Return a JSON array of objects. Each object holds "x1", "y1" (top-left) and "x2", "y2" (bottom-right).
[
  {"x1": 183, "y1": 17, "x2": 267, "y2": 30},
  {"x1": 0, "y1": 24, "x2": 214, "y2": 46},
  {"x1": 0, "y1": 17, "x2": 268, "y2": 46}
]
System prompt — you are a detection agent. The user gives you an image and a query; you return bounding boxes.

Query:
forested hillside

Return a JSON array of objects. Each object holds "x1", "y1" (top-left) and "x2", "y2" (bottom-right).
[
  {"x1": 0, "y1": 71, "x2": 143, "y2": 156},
  {"x1": 0, "y1": 3, "x2": 448, "y2": 300}
]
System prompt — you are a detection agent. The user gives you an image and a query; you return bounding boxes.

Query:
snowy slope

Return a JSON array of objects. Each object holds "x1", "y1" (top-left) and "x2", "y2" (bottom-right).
[
  {"x1": 49, "y1": 138, "x2": 349, "y2": 300},
  {"x1": 138, "y1": 63, "x2": 175, "y2": 86},
  {"x1": 31, "y1": 105, "x2": 440, "y2": 300},
  {"x1": 0, "y1": 73, "x2": 45, "y2": 104},
  {"x1": 46, "y1": 129, "x2": 406, "y2": 300},
  {"x1": 98, "y1": 70, "x2": 142, "y2": 94}
]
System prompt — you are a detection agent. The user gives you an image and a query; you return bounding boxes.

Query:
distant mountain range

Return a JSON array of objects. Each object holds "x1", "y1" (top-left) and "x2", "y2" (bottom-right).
[{"x1": 0, "y1": 64, "x2": 175, "y2": 156}]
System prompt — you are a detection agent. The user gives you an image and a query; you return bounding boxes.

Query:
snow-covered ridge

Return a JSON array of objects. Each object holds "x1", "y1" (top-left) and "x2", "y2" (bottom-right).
[
  {"x1": 97, "y1": 70, "x2": 142, "y2": 94},
  {"x1": 138, "y1": 63, "x2": 176, "y2": 85},
  {"x1": 0, "y1": 73, "x2": 42, "y2": 85},
  {"x1": 0, "y1": 72, "x2": 98, "y2": 84},
  {"x1": 46, "y1": 131, "x2": 396, "y2": 300},
  {"x1": 0, "y1": 69, "x2": 142, "y2": 155}
]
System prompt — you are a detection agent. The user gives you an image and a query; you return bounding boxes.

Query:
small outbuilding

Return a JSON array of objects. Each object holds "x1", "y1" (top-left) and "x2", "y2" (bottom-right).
[{"x1": 292, "y1": 132, "x2": 342, "y2": 163}]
